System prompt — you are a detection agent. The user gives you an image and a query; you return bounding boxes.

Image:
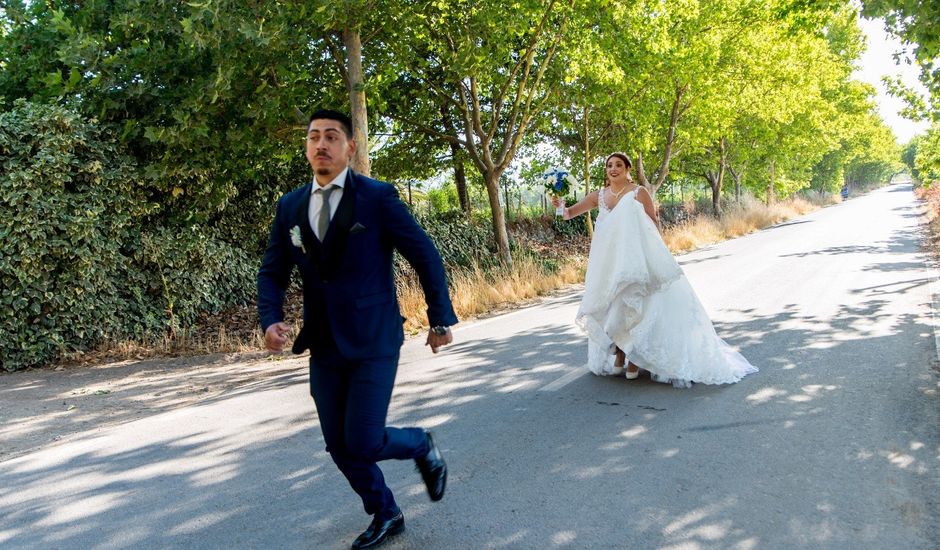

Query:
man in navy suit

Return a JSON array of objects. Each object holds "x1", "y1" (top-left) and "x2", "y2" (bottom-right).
[{"x1": 257, "y1": 109, "x2": 458, "y2": 549}]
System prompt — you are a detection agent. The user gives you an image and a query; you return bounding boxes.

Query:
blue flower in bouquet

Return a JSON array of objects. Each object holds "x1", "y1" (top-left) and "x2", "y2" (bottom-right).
[{"x1": 542, "y1": 166, "x2": 578, "y2": 197}]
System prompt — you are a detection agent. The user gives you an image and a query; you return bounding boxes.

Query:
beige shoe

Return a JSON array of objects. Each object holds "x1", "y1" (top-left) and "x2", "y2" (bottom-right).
[{"x1": 625, "y1": 366, "x2": 640, "y2": 380}]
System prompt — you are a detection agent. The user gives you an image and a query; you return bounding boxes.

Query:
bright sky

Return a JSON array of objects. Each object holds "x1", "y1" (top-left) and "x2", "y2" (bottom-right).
[{"x1": 854, "y1": 15, "x2": 930, "y2": 144}]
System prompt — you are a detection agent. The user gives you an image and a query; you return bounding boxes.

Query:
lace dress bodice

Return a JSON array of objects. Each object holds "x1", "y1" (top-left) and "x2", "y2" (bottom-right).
[{"x1": 595, "y1": 186, "x2": 620, "y2": 224}]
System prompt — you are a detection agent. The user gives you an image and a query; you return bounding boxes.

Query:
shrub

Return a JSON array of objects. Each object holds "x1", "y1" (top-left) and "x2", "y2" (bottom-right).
[
  {"x1": 136, "y1": 226, "x2": 256, "y2": 334},
  {"x1": 0, "y1": 101, "x2": 257, "y2": 370},
  {"x1": 0, "y1": 100, "x2": 148, "y2": 370},
  {"x1": 413, "y1": 209, "x2": 499, "y2": 271},
  {"x1": 549, "y1": 208, "x2": 592, "y2": 239}
]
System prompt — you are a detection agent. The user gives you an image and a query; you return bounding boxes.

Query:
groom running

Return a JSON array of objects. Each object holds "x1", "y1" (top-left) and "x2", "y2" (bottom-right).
[{"x1": 257, "y1": 109, "x2": 458, "y2": 549}]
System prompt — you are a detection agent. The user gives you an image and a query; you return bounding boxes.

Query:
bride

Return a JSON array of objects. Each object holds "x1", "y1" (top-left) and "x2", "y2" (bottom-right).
[{"x1": 553, "y1": 152, "x2": 757, "y2": 388}]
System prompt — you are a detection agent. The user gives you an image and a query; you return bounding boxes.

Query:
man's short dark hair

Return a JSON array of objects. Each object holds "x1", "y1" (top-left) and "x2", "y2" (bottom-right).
[{"x1": 309, "y1": 109, "x2": 353, "y2": 138}]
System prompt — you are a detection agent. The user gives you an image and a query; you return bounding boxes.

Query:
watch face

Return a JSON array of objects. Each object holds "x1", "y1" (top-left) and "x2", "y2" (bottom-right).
[{"x1": 432, "y1": 326, "x2": 447, "y2": 335}]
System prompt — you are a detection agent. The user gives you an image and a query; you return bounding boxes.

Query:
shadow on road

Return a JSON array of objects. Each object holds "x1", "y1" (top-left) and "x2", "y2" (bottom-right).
[
  {"x1": 0, "y1": 352, "x2": 309, "y2": 461},
  {"x1": 1, "y1": 188, "x2": 937, "y2": 549}
]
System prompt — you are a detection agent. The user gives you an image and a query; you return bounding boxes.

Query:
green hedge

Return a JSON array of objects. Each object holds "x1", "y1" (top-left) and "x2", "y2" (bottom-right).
[
  {"x1": 136, "y1": 226, "x2": 256, "y2": 332},
  {"x1": 0, "y1": 100, "x2": 146, "y2": 370},
  {"x1": 413, "y1": 210, "x2": 500, "y2": 271},
  {"x1": 0, "y1": 101, "x2": 254, "y2": 371}
]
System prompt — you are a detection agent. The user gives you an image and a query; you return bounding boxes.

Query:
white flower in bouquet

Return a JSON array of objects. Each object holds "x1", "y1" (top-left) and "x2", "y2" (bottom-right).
[{"x1": 542, "y1": 166, "x2": 579, "y2": 216}]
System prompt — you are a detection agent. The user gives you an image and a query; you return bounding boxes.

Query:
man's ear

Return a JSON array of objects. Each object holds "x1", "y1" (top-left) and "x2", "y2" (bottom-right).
[{"x1": 347, "y1": 138, "x2": 357, "y2": 158}]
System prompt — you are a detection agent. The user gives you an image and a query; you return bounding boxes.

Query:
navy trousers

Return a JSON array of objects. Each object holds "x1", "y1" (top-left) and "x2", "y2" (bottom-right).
[{"x1": 308, "y1": 342, "x2": 429, "y2": 519}]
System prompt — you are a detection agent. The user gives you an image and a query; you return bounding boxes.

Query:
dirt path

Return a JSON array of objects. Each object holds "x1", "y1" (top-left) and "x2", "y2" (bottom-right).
[{"x1": 0, "y1": 351, "x2": 308, "y2": 462}]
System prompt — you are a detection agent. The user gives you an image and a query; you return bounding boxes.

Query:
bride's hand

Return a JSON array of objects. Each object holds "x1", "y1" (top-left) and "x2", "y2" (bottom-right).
[{"x1": 551, "y1": 196, "x2": 571, "y2": 220}]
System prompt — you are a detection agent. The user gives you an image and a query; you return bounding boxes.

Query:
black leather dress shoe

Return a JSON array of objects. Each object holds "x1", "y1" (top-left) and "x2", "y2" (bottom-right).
[
  {"x1": 415, "y1": 430, "x2": 447, "y2": 501},
  {"x1": 351, "y1": 512, "x2": 404, "y2": 549}
]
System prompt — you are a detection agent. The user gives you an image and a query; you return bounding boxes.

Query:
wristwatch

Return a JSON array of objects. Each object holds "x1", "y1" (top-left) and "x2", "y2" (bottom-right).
[{"x1": 431, "y1": 325, "x2": 449, "y2": 336}]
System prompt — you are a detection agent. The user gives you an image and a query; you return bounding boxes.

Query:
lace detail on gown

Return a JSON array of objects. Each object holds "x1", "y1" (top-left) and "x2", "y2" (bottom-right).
[{"x1": 575, "y1": 187, "x2": 757, "y2": 387}]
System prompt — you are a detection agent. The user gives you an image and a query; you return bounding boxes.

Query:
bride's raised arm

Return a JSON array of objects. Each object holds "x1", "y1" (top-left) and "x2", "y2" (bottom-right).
[{"x1": 552, "y1": 190, "x2": 599, "y2": 221}]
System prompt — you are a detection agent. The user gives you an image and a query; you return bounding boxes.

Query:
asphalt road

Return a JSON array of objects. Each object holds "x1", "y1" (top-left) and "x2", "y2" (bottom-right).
[{"x1": 1, "y1": 184, "x2": 937, "y2": 549}]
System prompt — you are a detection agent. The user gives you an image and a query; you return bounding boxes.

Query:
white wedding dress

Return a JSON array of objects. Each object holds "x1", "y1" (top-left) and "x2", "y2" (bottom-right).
[{"x1": 575, "y1": 187, "x2": 757, "y2": 388}]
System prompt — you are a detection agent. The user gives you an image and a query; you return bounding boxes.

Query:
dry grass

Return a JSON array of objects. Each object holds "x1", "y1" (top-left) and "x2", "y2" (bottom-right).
[
  {"x1": 60, "y1": 328, "x2": 267, "y2": 368},
  {"x1": 398, "y1": 255, "x2": 586, "y2": 334},
  {"x1": 915, "y1": 185, "x2": 940, "y2": 223},
  {"x1": 662, "y1": 193, "x2": 835, "y2": 253},
  {"x1": 914, "y1": 185, "x2": 940, "y2": 259}
]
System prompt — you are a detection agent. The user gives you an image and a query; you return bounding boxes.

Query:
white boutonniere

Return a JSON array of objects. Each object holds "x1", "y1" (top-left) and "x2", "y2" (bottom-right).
[{"x1": 289, "y1": 225, "x2": 305, "y2": 253}]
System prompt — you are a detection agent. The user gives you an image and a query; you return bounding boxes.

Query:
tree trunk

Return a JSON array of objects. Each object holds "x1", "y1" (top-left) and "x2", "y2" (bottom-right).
[
  {"x1": 441, "y1": 104, "x2": 471, "y2": 216},
  {"x1": 343, "y1": 28, "x2": 370, "y2": 176},
  {"x1": 708, "y1": 137, "x2": 727, "y2": 217},
  {"x1": 767, "y1": 160, "x2": 776, "y2": 205},
  {"x1": 452, "y1": 146, "x2": 470, "y2": 216},
  {"x1": 503, "y1": 177, "x2": 511, "y2": 221},
  {"x1": 706, "y1": 171, "x2": 719, "y2": 214},
  {"x1": 635, "y1": 151, "x2": 650, "y2": 187},
  {"x1": 649, "y1": 83, "x2": 688, "y2": 197},
  {"x1": 484, "y1": 170, "x2": 512, "y2": 265},
  {"x1": 582, "y1": 106, "x2": 594, "y2": 238},
  {"x1": 729, "y1": 164, "x2": 742, "y2": 202}
]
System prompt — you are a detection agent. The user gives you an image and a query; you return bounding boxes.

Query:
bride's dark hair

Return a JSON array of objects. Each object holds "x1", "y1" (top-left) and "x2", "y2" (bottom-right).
[{"x1": 604, "y1": 152, "x2": 633, "y2": 186}]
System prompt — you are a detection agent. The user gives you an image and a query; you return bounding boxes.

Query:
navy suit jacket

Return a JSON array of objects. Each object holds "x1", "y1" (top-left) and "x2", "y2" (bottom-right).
[{"x1": 257, "y1": 170, "x2": 458, "y2": 359}]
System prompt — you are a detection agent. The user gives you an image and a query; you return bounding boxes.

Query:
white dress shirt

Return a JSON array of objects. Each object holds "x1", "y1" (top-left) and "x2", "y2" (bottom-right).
[{"x1": 309, "y1": 167, "x2": 348, "y2": 240}]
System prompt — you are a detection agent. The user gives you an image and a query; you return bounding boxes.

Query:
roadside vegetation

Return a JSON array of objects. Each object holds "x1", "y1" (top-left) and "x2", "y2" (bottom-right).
[
  {"x1": 3, "y1": 0, "x2": 934, "y2": 371},
  {"x1": 58, "y1": 189, "x2": 844, "y2": 367}
]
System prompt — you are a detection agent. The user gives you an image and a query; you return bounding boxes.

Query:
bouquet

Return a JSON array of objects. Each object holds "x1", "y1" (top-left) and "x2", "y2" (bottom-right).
[{"x1": 542, "y1": 166, "x2": 579, "y2": 216}]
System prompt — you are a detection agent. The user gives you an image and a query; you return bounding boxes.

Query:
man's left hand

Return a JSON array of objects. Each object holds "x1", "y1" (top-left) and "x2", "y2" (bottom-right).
[{"x1": 426, "y1": 328, "x2": 453, "y2": 353}]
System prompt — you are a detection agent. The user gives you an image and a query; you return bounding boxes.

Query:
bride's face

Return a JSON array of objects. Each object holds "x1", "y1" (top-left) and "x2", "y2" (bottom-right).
[{"x1": 606, "y1": 158, "x2": 629, "y2": 184}]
